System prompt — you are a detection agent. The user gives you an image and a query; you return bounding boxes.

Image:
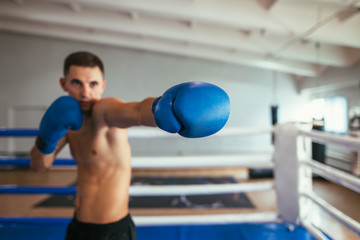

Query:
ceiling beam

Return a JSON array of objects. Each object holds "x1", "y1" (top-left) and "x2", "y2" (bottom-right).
[
  {"x1": 257, "y1": 0, "x2": 278, "y2": 10},
  {"x1": 337, "y1": 6, "x2": 360, "y2": 22},
  {"x1": 0, "y1": 17, "x2": 320, "y2": 77},
  {"x1": 39, "y1": 0, "x2": 360, "y2": 47},
  {"x1": 1, "y1": 0, "x2": 359, "y2": 77},
  {"x1": 0, "y1": 1, "x2": 357, "y2": 67},
  {"x1": 68, "y1": 3, "x2": 82, "y2": 13}
]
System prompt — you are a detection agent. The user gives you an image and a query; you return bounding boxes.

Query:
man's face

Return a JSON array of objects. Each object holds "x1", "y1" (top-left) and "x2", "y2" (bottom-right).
[{"x1": 60, "y1": 65, "x2": 106, "y2": 113}]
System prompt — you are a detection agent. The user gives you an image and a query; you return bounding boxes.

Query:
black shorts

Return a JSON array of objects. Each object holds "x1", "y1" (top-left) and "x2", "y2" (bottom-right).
[{"x1": 65, "y1": 214, "x2": 137, "y2": 240}]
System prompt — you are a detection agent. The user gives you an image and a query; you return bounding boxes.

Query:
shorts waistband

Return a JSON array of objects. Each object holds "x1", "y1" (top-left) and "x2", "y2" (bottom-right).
[{"x1": 72, "y1": 213, "x2": 132, "y2": 230}]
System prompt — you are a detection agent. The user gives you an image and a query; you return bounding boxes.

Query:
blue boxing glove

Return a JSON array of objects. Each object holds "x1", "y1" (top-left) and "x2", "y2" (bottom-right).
[
  {"x1": 152, "y1": 82, "x2": 230, "y2": 138},
  {"x1": 35, "y1": 96, "x2": 82, "y2": 154}
]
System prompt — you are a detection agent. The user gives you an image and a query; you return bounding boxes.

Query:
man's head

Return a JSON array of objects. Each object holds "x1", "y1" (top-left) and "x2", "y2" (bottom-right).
[
  {"x1": 60, "y1": 51, "x2": 106, "y2": 113},
  {"x1": 63, "y1": 51, "x2": 104, "y2": 77}
]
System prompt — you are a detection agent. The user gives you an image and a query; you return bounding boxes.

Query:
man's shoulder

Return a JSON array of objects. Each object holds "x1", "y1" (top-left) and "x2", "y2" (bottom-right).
[
  {"x1": 97, "y1": 97, "x2": 125, "y2": 104},
  {"x1": 91, "y1": 98, "x2": 126, "y2": 124},
  {"x1": 93, "y1": 98, "x2": 125, "y2": 111}
]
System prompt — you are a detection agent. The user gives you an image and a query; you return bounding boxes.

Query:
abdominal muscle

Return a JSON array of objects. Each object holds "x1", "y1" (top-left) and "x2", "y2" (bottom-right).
[
  {"x1": 75, "y1": 167, "x2": 131, "y2": 224},
  {"x1": 68, "y1": 127, "x2": 132, "y2": 224}
]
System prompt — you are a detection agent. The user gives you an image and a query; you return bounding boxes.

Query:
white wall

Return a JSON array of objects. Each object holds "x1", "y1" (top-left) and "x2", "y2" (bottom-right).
[
  {"x1": 0, "y1": 32, "x2": 307, "y2": 156},
  {"x1": 300, "y1": 62, "x2": 360, "y2": 127},
  {"x1": 300, "y1": 63, "x2": 360, "y2": 103}
]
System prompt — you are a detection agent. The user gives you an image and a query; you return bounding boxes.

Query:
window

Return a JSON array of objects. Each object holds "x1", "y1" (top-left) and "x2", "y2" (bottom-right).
[{"x1": 310, "y1": 96, "x2": 347, "y2": 134}]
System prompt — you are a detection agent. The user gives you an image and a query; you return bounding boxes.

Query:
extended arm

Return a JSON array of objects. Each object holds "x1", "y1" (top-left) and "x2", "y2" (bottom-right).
[
  {"x1": 102, "y1": 81, "x2": 230, "y2": 137},
  {"x1": 102, "y1": 97, "x2": 157, "y2": 128}
]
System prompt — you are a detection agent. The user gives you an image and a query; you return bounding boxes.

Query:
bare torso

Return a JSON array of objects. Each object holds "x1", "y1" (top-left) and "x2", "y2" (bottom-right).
[
  {"x1": 66, "y1": 102, "x2": 132, "y2": 224},
  {"x1": 30, "y1": 64, "x2": 156, "y2": 225}
]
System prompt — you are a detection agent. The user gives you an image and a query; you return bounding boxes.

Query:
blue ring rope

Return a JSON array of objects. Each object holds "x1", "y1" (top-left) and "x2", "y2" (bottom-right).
[
  {"x1": 0, "y1": 185, "x2": 76, "y2": 194},
  {"x1": 0, "y1": 158, "x2": 76, "y2": 167},
  {"x1": 0, "y1": 217, "x2": 71, "y2": 224},
  {"x1": 0, "y1": 128, "x2": 39, "y2": 137},
  {"x1": 0, "y1": 129, "x2": 76, "y2": 167}
]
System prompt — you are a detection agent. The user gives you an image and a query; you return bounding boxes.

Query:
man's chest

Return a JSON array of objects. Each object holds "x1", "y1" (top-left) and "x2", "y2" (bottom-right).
[{"x1": 66, "y1": 125, "x2": 129, "y2": 164}]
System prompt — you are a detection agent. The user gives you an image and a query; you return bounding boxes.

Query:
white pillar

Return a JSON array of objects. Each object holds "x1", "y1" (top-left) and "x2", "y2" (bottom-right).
[{"x1": 274, "y1": 123, "x2": 300, "y2": 223}]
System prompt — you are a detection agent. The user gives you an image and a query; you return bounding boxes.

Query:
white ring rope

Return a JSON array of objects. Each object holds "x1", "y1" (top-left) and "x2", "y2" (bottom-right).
[
  {"x1": 213, "y1": 127, "x2": 274, "y2": 137},
  {"x1": 300, "y1": 159, "x2": 360, "y2": 193},
  {"x1": 3, "y1": 124, "x2": 360, "y2": 235},
  {"x1": 300, "y1": 192, "x2": 360, "y2": 235},
  {"x1": 300, "y1": 221, "x2": 330, "y2": 240},
  {"x1": 127, "y1": 127, "x2": 274, "y2": 139},
  {"x1": 299, "y1": 129, "x2": 360, "y2": 152},
  {"x1": 275, "y1": 123, "x2": 360, "y2": 238},
  {"x1": 130, "y1": 181, "x2": 274, "y2": 196},
  {"x1": 132, "y1": 154, "x2": 273, "y2": 169},
  {"x1": 133, "y1": 212, "x2": 279, "y2": 226},
  {"x1": 0, "y1": 154, "x2": 273, "y2": 169}
]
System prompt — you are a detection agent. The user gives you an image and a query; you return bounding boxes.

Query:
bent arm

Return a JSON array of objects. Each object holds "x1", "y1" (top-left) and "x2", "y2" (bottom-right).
[
  {"x1": 102, "y1": 97, "x2": 157, "y2": 128},
  {"x1": 30, "y1": 136, "x2": 67, "y2": 173}
]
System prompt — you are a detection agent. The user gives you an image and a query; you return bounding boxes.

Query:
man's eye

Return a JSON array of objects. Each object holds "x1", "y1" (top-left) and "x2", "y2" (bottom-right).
[
  {"x1": 71, "y1": 80, "x2": 81, "y2": 86},
  {"x1": 90, "y1": 82, "x2": 98, "y2": 87}
]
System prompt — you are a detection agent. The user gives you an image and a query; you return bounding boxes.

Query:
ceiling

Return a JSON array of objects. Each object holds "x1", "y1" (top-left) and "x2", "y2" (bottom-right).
[{"x1": 1, "y1": 0, "x2": 360, "y2": 78}]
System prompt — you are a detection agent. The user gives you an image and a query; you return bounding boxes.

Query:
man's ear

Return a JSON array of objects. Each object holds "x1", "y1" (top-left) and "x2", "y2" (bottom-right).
[
  {"x1": 102, "y1": 79, "x2": 107, "y2": 90},
  {"x1": 60, "y1": 78, "x2": 67, "y2": 91}
]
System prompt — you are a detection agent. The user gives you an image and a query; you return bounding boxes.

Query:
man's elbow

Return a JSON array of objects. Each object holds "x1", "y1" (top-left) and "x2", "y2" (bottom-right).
[
  {"x1": 30, "y1": 147, "x2": 53, "y2": 173},
  {"x1": 31, "y1": 165, "x2": 49, "y2": 173},
  {"x1": 30, "y1": 161, "x2": 51, "y2": 173}
]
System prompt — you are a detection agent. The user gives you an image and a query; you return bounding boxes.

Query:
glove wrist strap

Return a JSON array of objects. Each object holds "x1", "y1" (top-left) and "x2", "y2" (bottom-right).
[{"x1": 35, "y1": 135, "x2": 56, "y2": 155}]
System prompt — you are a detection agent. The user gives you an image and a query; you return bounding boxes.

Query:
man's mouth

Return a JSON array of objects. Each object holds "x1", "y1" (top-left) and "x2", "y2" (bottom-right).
[{"x1": 80, "y1": 100, "x2": 92, "y2": 107}]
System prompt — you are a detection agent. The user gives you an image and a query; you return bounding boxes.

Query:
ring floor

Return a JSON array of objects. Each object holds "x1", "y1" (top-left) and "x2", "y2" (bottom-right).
[{"x1": 0, "y1": 168, "x2": 359, "y2": 240}]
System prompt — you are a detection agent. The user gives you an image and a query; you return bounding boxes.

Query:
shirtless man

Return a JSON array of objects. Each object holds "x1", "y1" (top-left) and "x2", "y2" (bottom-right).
[{"x1": 30, "y1": 51, "x2": 230, "y2": 240}]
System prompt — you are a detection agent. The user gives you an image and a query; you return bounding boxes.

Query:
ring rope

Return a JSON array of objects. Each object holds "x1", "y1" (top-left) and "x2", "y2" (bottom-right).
[
  {"x1": 133, "y1": 212, "x2": 279, "y2": 226},
  {"x1": 131, "y1": 182, "x2": 274, "y2": 196},
  {"x1": 0, "y1": 127, "x2": 273, "y2": 138},
  {"x1": 300, "y1": 221, "x2": 330, "y2": 240},
  {"x1": 0, "y1": 154, "x2": 274, "y2": 169},
  {"x1": 300, "y1": 159, "x2": 360, "y2": 193},
  {"x1": 0, "y1": 127, "x2": 276, "y2": 227},
  {"x1": 0, "y1": 128, "x2": 38, "y2": 137},
  {"x1": 0, "y1": 158, "x2": 75, "y2": 167},
  {"x1": 0, "y1": 212, "x2": 279, "y2": 226},
  {"x1": 0, "y1": 185, "x2": 76, "y2": 195},
  {"x1": 300, "y1": 192, "x2": 360, "y2": 236},
  {"x1": 132, "y1": 154, "x2": 273, "y2": 169},
  {"x1": 300, "y1": 129, "x2": 360, "y2": 152},
  {"x1": 298, "y1": 127, "x2": 360, "y2": 238},
  {"x1": 0, "y1": 182, "x2": 274, "y2": 196},
  {"x1": 4, "y1": 125, "x2": 359, "y2": 235}
]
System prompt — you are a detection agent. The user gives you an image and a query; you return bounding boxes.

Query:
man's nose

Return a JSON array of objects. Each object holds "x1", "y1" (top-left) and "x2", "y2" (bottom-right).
[{"x1": 81, "y1": 86, "x2": 90, "y2": 98}]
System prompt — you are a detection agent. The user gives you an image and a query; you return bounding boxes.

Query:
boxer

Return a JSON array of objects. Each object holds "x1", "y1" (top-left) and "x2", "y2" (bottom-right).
[{"x1": 30, "y1": 51, "x2": 230, "y2": 240}]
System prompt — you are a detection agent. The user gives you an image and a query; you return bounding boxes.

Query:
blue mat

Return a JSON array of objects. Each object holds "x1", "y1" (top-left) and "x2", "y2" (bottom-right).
[{"x1": 0, "y1": 218, "x2": 318, "y2": 240}]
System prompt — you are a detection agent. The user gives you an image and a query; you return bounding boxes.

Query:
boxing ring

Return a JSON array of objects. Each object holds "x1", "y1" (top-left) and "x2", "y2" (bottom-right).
[{"x1": 0, "y1": 123, "x2": 359, "y2": 240}]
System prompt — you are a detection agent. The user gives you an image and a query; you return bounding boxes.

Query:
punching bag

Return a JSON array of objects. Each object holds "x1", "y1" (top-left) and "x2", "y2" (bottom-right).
[
  {"x1": 271, "y1": 105, "x2": 278, "y2": 144},
  {"x1": 249, "y1": 105, "x2": 278, "y2": 179}
]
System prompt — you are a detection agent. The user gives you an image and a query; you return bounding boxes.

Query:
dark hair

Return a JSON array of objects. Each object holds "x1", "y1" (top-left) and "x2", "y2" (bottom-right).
[{"x1": 63, "y1": 51, "x2": 104, "y2": 76}]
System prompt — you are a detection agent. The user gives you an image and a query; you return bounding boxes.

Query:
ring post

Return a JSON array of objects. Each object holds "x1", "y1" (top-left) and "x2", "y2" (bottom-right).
[{"x1": 274, "y1": 123, "x2": 300, "y2": 223}]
